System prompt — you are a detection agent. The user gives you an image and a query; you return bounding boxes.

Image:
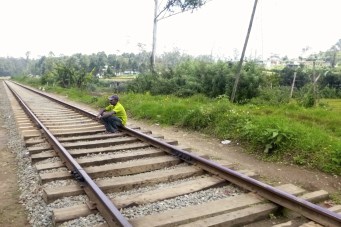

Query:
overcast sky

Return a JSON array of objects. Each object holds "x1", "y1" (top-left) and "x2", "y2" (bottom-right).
[{"x1": 1, "y1": 0, "x2": 340, "y2": 59}]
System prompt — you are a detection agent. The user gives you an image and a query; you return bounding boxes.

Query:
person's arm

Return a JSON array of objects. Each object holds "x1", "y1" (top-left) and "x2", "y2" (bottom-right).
[
  {"x1": 97, "y1": 109, "x2": 105, "y2": 118},
  {"x1": 98, "y1": 105, "x2": 116, "y2": 118},
  {"x1": 102, "y1": 111, "x2": 115, "y2": 118}
]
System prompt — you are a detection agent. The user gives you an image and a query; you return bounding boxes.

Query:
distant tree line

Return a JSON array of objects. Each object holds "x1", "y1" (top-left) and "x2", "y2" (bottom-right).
[
  {"x1": 0, "y1": 49, "x2": 195, "y2": 78},
  {"x1": 0, "y1": 57, "x2": 27, "y2": 76},
  {"x1": 2, "y1": 39, "x2": 341, "y2": 105}
]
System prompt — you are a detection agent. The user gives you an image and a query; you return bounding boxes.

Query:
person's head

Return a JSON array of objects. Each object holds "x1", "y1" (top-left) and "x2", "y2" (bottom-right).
[{"x1": 108, "y1": 94, "x2": 119, "y2": 105}]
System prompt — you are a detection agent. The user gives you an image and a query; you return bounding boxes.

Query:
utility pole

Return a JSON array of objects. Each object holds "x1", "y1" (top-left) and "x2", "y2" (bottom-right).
[
  {"x1": 290, "y1": 71, "x2": 297, "y2": 99},
  {"x1": 150, "y1": 0, "x2": 158, "y2": 73},
  {"x1": 312, "y1": 58, "x2": 317, "y2": 105},
  {"x1": 230, "y1": 0, "x2": 258, "y2": 102},
  {"x1": 290, "y1": 63, "x2": 299, "y2": 98}
]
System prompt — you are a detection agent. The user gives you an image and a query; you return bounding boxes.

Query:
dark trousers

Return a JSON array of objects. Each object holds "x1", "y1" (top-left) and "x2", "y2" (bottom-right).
[{"x1": 101, "y1": 116, "x2": 122, "y2": 133}]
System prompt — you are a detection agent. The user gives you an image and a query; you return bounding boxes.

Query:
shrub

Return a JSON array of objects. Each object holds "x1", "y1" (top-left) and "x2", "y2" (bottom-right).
[
  {"x1": 239, "y1": 116, "x2": 296, "y2": 154},
  {"x1": 250, "y1": 87, "x2": 291, "y2": 105},
  {"x1": 296, "y1": 84, "x2": 316, "y2": 107},
  {"x1": 319, "y1": 86, "x2": 339, "y2": 98}
]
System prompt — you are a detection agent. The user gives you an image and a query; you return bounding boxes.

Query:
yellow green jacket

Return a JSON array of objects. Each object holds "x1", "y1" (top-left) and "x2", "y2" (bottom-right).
[{"x1": 105, "y1": 102, "x2": 127, "y2": 125}]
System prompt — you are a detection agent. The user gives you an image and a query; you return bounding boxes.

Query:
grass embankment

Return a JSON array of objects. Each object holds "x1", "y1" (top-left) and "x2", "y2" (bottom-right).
[
  {"x1": 11, "y1": 79, "x2": 341, "y2": 175},
  {"x1": 122, "y1": 94, "x2": 340, "y2": 175}
]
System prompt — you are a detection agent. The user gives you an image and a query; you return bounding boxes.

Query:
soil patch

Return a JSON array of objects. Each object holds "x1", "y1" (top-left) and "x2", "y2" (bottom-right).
[{"x1": 0, "y1": 123, "x2": 28, "y2": 226}]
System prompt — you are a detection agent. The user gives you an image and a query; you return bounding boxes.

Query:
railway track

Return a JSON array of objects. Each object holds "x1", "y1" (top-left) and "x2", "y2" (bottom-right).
[{"x1": 2, "y1": 80, "x2": 341, "y2": 227}]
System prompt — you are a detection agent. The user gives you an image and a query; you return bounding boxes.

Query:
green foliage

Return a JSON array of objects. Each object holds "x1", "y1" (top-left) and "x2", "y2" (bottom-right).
[
  {"x1": 250, "y1": 87, "x2": 291, "y2": 105},
  {"x1": 319, "y1": 70, "x2": 341, "y2": 97},
  {"x1": 328, "y1": 149, "x2": 341, "y2": 173},
  {"x1": 74, "y1": 68, "x2": 94, "y2": 89},
  {"x1": 235, "y1": 62, "x2": 265, "y2": 102},
  {"x1": 0, "y1": 57, "x2": 27, "y2": 76},
  {"x1": 181, "y1": 107, "x2": 215, "y2": 130},
  {"x1": 126, "y1": 73, "x2": 154, "y2": 93},
  {"x1": 41, "y1": 72, "x2": 55, "y2": 86},
  {"x1": 12, "y1": 75, "x2": 41, "y2": 87},
  {"x1": 240, "y1": 117, "x2": 296, "y2": 154},
  {"x1": 13, "y1": 77, "x2": 340, "y2": 175},
  {"x1": 323, "y1": 99, "x2": 341, "y2": 112},
  {"x1": 296, "y1": 84, "x2": 316, "y2": 107},
  {"x1": 319, "y1": 86, "x2": 339, "y2": 98},
  {"x1": 122, "y1": 93, "x2": 341, "y2": 175},
  {"x1": 174, "y1": 87, "x2": 196, "y2": 97},
  {"x1": 330, "y1": 192, "x2": 341, "y2": 204},
  {"x1": 4, "y1": 47, "x2": 341, "y2": 104},
  {"x1": 279, "y1": 66, "x2": 310, "y2": 89},
  {"x1": 127, "y1": 60, "x2": 267, "y2": 102},
  {"x1": 54, "y1": 64, "x2": 75, "y2": 88}
]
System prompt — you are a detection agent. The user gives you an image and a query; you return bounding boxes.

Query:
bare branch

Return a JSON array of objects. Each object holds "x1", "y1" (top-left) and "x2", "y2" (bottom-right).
[
  {"x1": 158, "y1": 9, "x2": 186, "y2": 21},
  {"x1": 156, "y1": 0, "x2": 211, "y2": 21}
]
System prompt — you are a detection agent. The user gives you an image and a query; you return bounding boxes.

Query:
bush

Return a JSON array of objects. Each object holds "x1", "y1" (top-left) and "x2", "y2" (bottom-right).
[
  {"x1": 250, "y1": 87, "x2": 291, "y2": 105},
  {"x1": 296, "y1": 84, "x2": 316, "y2": 107},
  {"x1": 319, "y1": 86, "x2": 339, "y2": 98},
  {"x1": 126, "y1": 60, "x2": 267, "y2": 102},
  {"x1": 241, "y1": 118, "x2": 296, "y2": 154},
  {"x1": 174, "y1": 88, "x2": 196, "y2": 97}
]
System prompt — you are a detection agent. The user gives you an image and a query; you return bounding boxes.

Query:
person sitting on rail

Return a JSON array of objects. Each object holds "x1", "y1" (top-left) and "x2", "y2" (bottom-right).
[{"x1": 97, "y1": 94, "x2": 127, "y2": 133}]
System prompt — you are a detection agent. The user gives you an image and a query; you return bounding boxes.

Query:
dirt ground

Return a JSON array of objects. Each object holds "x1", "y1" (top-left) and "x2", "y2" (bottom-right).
[
  {"x1": 0, "y1": 122, "x2": 29, "y2": 226},
  {"x1": 0, "y1": 93, "x2": 339, "y2": 225}
]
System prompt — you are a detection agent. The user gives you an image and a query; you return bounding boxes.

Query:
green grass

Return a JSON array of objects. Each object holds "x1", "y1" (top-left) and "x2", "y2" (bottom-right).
[
  {"x1": 46, "y1": 90, "x2": 341, "y2": 175},
  {"x1": 247, "y1": 104, "x2": 341, "y2": 138},
  {"x1": 10, "y1": 77, "x2": 341, "y2": 175},
  {"x1": 122, "y1": 93, "x2": 341, "y2": 175},
  {"x1": 322, "y1": 99, "x2": 341, "y2": 112}
]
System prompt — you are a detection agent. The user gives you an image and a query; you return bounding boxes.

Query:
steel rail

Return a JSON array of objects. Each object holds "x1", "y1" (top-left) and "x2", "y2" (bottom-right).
[
  {"x1": 10, "y1": 81, "x2": 98, "y2": 121},
  {"x1": 124, "y1": 128, "x2": 341, "y2": 227},
  {"x1": 5, "y1": 81, "x2": 132, "y2": 227},
  {"x1": 8, "y1": 80, "x2": 341, "y2": 226}
]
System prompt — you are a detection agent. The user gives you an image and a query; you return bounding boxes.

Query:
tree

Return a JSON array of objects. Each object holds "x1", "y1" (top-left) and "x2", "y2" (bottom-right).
[
  {"x1": 150, "y1": 0, "x2": 210, "y2": 73},
  {"x1": 54, "y1": 64, "x2": 74, "y2": 88},
  {"x1": 74, "y1": 68, "x2": 94, "y2": 89},
  {"x1": 329, "y1": 39, "x2": 341, "y2": 68}
]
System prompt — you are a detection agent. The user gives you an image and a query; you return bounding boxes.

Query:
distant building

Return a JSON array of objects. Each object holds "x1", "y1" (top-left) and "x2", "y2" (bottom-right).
[
  {"x1": 265, "y1": 54, "x2": 283, "y2": 68},
  {"x1": 123, "y1": 70, "x2": 139, "y2": 75},
  {"x1": 286, "y1": 61, "x2": 300, "y2": 69}
]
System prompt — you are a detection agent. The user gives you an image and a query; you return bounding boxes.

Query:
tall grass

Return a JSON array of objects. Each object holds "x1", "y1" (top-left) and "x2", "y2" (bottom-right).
[{"x1": 123, "y1": 93, "x2": 341, "y2": 175}]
